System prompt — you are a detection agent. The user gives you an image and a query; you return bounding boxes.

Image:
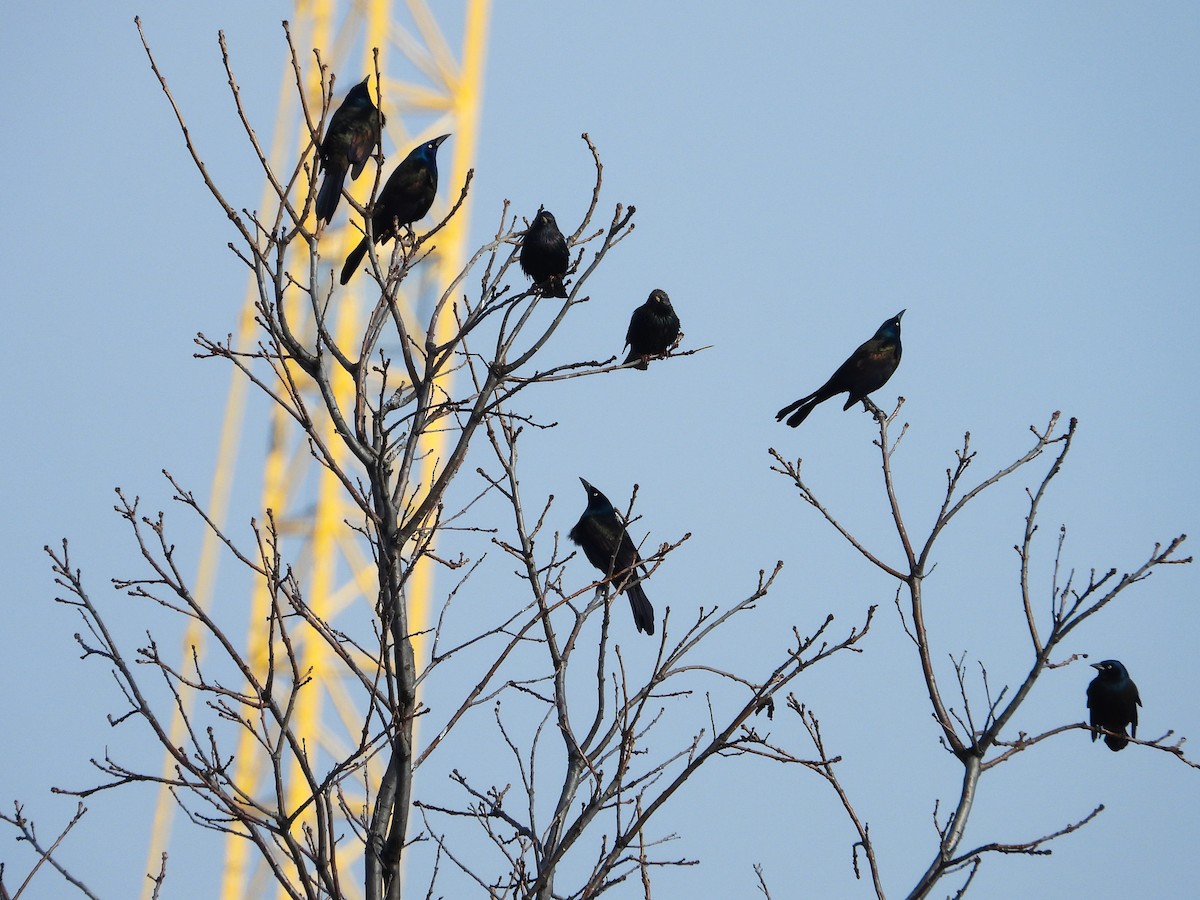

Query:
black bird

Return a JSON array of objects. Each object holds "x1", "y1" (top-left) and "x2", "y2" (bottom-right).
[
  {"x1": 315, "y1": 77, "x2": 384, "y2": 227},
  {"x1": 623, "y1": 289, "x2": 681, "y2": 370},
  {"x1": 568, "y1": 478, "x2": 655, "y2": 635},
  {"x1": 776, "y1": 310, "x2": 905, "y2": 427},
  {"x1": 1087, "y1": 659, "x2": 1142, "y2": 751},
  {"x1": 519, "y1": 208, "x2": 569, "y2": 298},
  {"x1": 340, "y1": 133, "x2": 450, "y2": 285}
]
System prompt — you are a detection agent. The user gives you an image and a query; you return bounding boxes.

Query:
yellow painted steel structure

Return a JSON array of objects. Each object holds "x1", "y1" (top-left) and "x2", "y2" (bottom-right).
[{"x1": 141, "y1": 2, "x2": 489, "y2": 897}]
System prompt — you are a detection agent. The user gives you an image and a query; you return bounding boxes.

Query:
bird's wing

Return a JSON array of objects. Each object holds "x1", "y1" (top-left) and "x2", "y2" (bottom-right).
[
  {"x1": 347, "y1": 121, "x2": 378, "y2": 177},
  {"x1": 625, "y1": 306, "x2": 645, "y2": 347}
]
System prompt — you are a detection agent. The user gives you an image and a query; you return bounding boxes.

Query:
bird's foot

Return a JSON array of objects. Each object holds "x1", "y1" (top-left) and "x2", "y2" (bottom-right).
[{"x1": 861, "y1": 397, "x2": 885, "y2": 422}]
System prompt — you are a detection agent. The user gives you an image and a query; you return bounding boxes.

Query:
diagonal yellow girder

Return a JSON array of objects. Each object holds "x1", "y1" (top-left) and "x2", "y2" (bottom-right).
[{"x1": 142, "y1": 3, "x2": 489, "y2": 898}]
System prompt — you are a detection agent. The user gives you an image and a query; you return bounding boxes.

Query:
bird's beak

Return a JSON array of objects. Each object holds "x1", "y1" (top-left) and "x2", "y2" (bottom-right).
[
  {"x1": 1090, "y1": 663, "x2": 1102, "y2": 671},
  {"x1": 431, "y1": 133, "x2": 451, "y2": 149},
  {"x1": 895, "y1": 309, "x2": 906, "y2": 320},
  {"x1": 578, "y1": 477, "x2": 592, "y2": 492},
  {"x1": 358, "y1": 76, "x2": 371, "y2": 88}
]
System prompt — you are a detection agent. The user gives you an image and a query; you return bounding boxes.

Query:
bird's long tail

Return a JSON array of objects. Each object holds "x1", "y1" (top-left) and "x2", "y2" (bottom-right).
[
  {"x1": 776, "y1": 382, "x2": 841, "y2": 427},
  {"x1": 315, "y1": 162, "x2": 348, "y2": 226},
  {"x1": 776, "y1": 391, "x2": 822, "y2": 427},
  {"x1": 625, "y1": 581, "x2": 655, "y2": 635},
  {"x1": 340, "y1": 237, "x2": 369, "y2": 285},
  {"x1": 538, "y1": 275, "x2": 568, "y2": 299},
  {"x1": 622, "y1": 348, "x2": 650, "y2": 371}
]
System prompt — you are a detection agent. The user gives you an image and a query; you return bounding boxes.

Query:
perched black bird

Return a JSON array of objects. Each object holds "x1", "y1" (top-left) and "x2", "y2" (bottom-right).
[
  {"x1": 776, "y1": 310, "x2": 905, "y2": 427},
  {"x1": 315, "y1": 77, "x2": 384, "y2": 227},
  {"x1": 568, "y1": 478, "x2": 655, "y2": 635},
  {"x1": 340, "y1": 134, "x2": 450, "y2": 285},
  {"x1": 519, "y1": 208, "x2": 569, "y2": 298},
  {"x1": 623, "y1": 289, "x2": 681, "y2": 370},
  {"x1": 1087, "y1": 659, "x2": 1142, "y2": 751}
]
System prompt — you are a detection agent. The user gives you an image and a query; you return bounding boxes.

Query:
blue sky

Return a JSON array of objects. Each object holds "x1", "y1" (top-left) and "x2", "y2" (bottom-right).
[{"x1": 1, "y1": 3, "x2": 1197, "y2": 898}]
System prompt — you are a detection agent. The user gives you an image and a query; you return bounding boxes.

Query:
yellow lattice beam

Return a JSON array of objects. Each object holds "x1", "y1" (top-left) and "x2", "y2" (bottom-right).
[{"x1": 142, "y1": 3, "x2": 489, "y2": 898}]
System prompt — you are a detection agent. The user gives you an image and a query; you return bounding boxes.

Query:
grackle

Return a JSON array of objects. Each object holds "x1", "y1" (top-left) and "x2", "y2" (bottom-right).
[
  {"x1": 315, "y1": 77, "x2": 384, "y2": 227},
  {"x1": 623, "y1": 289, "x2": 681, "y2": 369},
  {"x1": 1087, "y1": 659, "x2": 1141, "y2": 751},
  {"x1": 568, "y1": 478, "x2": 655, "y2": 635},
  {"x1": 776, "y1": 310, "x2": 905, "y2": 427},
  {"x1": 519, "y1": 208, "x2": 569, "y2": 298},
  {"x1": 340, "y1": 134, "x2": 450, "y2": 285}
]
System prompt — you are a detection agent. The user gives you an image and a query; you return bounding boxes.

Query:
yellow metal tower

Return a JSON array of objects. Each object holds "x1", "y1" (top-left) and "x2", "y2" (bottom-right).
[{"x1": 142, "y1": 2, "x2": 489, "y2": 897}]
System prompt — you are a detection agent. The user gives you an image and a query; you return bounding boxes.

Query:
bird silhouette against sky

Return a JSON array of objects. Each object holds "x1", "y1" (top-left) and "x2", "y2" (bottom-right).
[
  {"x1": 315, "y1": 76, "x2": 384, "y2": 227},
  {"x1": 623, "y1": 289, "x2": 681, "y2": 370},
  {"x1": 519, "y1": 207, "x2": 569, "y2": 298},
  {"x1": 340, "y1": 134, "x2": 450, "y2": 285},
  {"x1": 776, "y1": 310, "x2": 905, "y2": 427},
  {"x1": 1087, "y1": 659, "x2": 1142, "y2": 751},
  {"x1": 568, "y1": 478, "x2": 655, "y2": 635}
]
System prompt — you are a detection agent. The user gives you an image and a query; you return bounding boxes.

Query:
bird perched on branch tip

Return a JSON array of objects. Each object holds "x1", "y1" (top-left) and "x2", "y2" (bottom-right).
[
  {"x1": 568, "y1": 478, "x2": 655, "y2": 635},
  {"x1": 315, "y1": 76, "x2": 384, "y2": 227},
  {"x1": 519, "y1": 208, "x2": 570, "y2": 298},
  {"x1": 1087, "y1": 659, "x2": 1141, "y2": 751},
  {"x1": 623, "y1": 289, "x2": 681, "y2": 370},
  {"x1": 776, "y1": 310, "x2": 905, "y2": 427},
  {"x1": 340, "y1": 133, "x2": 450, "y2": 285}
]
